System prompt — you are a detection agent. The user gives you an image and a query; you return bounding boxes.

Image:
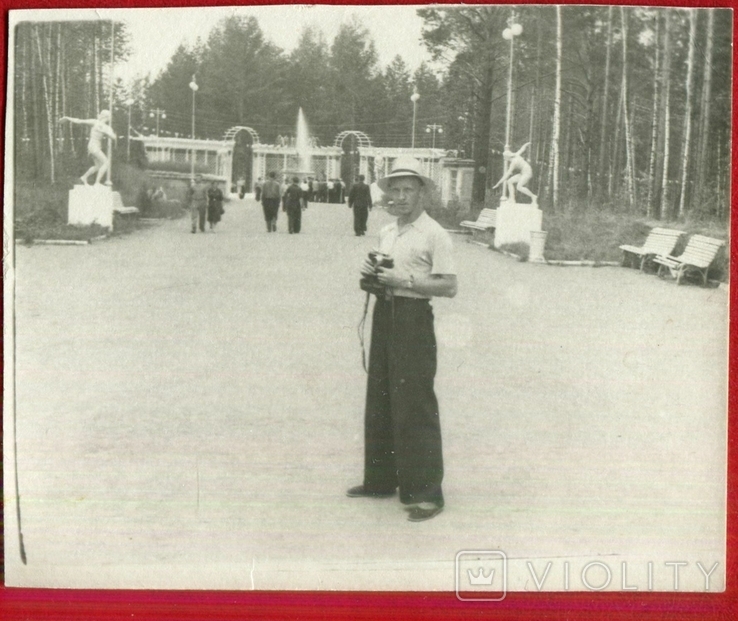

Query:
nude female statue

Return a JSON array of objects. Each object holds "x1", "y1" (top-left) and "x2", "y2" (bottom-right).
[
  {"x1": 59, "y1": 110, "x2": 117, "y2": 186},
  {"x1": 492, "y1": 142, "x2": 537, "y2": 203}
]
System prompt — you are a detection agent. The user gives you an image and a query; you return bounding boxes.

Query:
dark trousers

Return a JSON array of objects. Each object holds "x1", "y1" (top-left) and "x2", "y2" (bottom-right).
[
  {"x1": 353, "y1": 205, "x2": 369, "y2": 235},
  {"x1": 363, "y1": 297, "x2": 444, "y2": 507},
  {"x1": 262, "y1": 198, "x2": 280, "y2": 232},
  {"x1": 287, "y1": 205, "x2": 302, "y2": 234}
]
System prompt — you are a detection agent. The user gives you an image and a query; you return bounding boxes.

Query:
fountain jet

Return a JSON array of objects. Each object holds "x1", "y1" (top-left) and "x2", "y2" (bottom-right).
[{"x1": 295, "y1": 108, "x2": 313, "y2": 175}]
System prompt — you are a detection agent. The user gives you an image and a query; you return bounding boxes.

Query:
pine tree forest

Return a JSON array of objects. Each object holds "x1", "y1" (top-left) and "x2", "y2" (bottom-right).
[{"x1": 13, "y1": 7, "x2": 732, "y2": 221}]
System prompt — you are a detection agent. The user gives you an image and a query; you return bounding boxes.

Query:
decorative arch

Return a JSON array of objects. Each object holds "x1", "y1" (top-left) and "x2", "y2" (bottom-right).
[
  {"x1": 223, "y1": 126, "x2": 260, "y2": 144},
  {"x1": 333, "y1": 130, "x2": 372, "y2": 149},
  {"x1": 222, "y1": 127, "x2": 260, "y2": 194}
]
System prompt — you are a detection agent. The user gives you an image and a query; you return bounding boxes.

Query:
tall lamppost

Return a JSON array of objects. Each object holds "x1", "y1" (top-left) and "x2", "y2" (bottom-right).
[
  {"x1": 126, "y1": 99, "x2": 134, "y2": 161},
  {"x1": 410, "y1": 87, "x2": 420, "y2": 149},
  {"x1": 149, "y1": 108, "x2": 166, "y2": 137},
  {"x1": 502, "y1": 17, "x2": 522, "y2": 199},
  {"x1": 425, "y1": 123, "x2": 443, "y2": 149},
  {"x1": 189, "y1": 75, "x2": 199, "y2": 179}
]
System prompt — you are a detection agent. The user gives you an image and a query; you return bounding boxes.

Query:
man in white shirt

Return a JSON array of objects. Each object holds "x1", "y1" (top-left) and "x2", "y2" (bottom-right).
[{"x1": 347, "y1": 156, "x2": 457, "y2": 522}]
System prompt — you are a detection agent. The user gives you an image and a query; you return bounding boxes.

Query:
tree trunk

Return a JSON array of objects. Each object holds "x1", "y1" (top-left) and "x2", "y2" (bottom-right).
[
  {"x1": 564, "y1": 92, "x2": 573, "y2": 191},
  {"x1": 677, "y1": 10, "x2": 697, "y2": 219},
  {"x1": 548, "y1": 6, "x2": 562, "y2": 210},
  {"x1": 658, "y1": 11, "x2": 672, "y2": 219},
  {"x1": 94, "y1": 30, "x2": 101, "y2": 114},
  {"x1": 61, "y1": 32, "x2": 70, "y2": 154},
  {"x1": 53, "y1": 24, "x2": 62, "y2": 157},
  {"x1": 473, "y1": 45, "x2": 493, "y2": 204},
  {"x1": 33, "y1": 25, "x2": 55, "y2": 182},
  {"x1": 620, "y1": 7, "x2": 635, "y2": 210},
  {"x1": 529, "y1": 17, "x2": 542, "y2": 160},
  {"x1": 597, "y1": 6, "x2": 613, "y2": 199},
  {"x1": 695, "y1": 10, "x2": 714, "y2": 205},
  {"x1": 609, "y1": 81, "x2": 622, "y2": 199},
  {"x1": 106, "y1": 20, "x2": 115, "y2": 185},
  {"x1": 646, "y1": 12, "x2": 660, "y2": 217},
  {"x1": 30, "y1": 26, "x2": 43, "y2": 177},
  {"x1": 20, "y1": 27, "x2": 30, "y2": 143}
]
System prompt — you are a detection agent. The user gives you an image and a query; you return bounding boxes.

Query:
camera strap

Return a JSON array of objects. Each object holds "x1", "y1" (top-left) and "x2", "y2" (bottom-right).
[
  {"x1": 358, "y1": 291, "x2": 372, "y2": 373},
  {"x1": 358, "y1": 288, "x2": 396, "y2": 374}
]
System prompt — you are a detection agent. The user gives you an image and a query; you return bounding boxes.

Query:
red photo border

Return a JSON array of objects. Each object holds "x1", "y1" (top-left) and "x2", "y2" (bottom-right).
[{"x1": 1, "y1": 0, "x2": 735, "y2": 619}]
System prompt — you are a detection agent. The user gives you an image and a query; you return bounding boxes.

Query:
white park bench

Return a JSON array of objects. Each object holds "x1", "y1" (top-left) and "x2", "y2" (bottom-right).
[
  {"x1": 653, "y1": 234, "x2": 725, "y2": 286},
  {"x1": 460, "y1": 208, "x2": 496, "y2": 233},
  {"x1": 619, "y1": 227, "x2": 683, "y2": 271}
]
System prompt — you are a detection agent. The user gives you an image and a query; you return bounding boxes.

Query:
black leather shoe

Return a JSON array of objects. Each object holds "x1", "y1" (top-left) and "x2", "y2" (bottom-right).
[
  {"x1": 346, "y1": 485, "x2": 396, "y2": 498},
  {"x1": 406, "y1": 504, "x2": 444, "y2": 522}
]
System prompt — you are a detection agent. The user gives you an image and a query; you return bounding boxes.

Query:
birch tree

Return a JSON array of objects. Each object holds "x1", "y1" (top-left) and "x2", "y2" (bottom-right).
[
  {"x1": 658, "y1": 10, "x2": 673, "y2": 218},
  {"x1": 33, "y1": 24, "x2": 55, "y2": 182},
  {"x1": 695, "y1": 10, "x2": 714, "y2": 204},
  {"x1": 646, "y1": 13, "x2": 660, "y2": 217},
  {"x1": 677, "y1": 10, "x2": 697, "y2": 218},
  {"x1": 597, "y1": 6, "x2": 613, "y2": 200},
  {"x1": 548, "y1": 6, "x2": 562, "y2": 209},
  {"x1": 620, "y1": 7, "x2": 636, "y2": 209}
]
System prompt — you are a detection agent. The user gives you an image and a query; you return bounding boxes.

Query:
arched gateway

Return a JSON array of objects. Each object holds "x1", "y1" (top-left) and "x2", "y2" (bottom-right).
[
  {"x1": 333, "y1": 130, "x2": 372, "y2": 149},
  {"x1": 223, "y1": 126, "x2": 261, "y2": 191}
]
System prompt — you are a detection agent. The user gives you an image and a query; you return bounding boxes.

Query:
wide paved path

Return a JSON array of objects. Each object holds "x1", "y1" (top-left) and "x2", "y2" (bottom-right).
[{"x1": 7, "y1": 198, "x2": 727, "y2": 591}]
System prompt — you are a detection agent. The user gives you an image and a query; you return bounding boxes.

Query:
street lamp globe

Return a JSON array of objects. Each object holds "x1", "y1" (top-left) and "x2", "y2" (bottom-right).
[
  {"x1": 410, "y1": 90, "x2": 420, "y2": 103},
  {"x1": 189, "y1": 80, "x2": 199, "y2": 92},
  {"x1": 502, "y1": 28, "x2": 512, "y2": 40},
  {"x1": 511, "y1": 23, "x2": 523, "y2": 36}
]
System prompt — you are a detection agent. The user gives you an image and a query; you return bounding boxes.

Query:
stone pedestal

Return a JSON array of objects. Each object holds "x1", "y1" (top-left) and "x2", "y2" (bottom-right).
[
  {"x1": 493, "y1": 199, "x2": 542, "y2": 249},
  {"x1": 68, "y1": 185, "x2": 119, "y2": 229}
]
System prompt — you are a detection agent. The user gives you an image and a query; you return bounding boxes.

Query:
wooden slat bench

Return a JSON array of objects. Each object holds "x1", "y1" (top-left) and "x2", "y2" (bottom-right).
[
  {"x1": 653, "y1": 234, "x2": 725, "y2": 286},
  {"x1": 114, "y1": 206, "x2": 140, "y2": 216},
  {"x1": 619, "y1": 227, "x2": 683, "y2": 271},
  {"x1": 460, "y1": 208, "x2": 496, "y2": 233}
]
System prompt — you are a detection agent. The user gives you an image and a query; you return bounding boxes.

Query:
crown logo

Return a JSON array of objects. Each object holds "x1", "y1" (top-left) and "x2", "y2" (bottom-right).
[{"x1": 467, "y1": 567, "x2": 495, "y2": 585}]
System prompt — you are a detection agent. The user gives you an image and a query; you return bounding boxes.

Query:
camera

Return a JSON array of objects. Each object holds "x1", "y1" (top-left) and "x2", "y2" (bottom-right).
[{"x1": 360, "y1": 251, "x2": 394, "y2": 296}]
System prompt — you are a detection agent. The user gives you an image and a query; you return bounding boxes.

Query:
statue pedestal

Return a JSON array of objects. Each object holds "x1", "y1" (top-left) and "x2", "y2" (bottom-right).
[
  {"x1": 68, "y1": 185, "x2": 122, "y2": 229},
  {"x1": 493, "y1": 199, "x2": 542, "y2": 249}
]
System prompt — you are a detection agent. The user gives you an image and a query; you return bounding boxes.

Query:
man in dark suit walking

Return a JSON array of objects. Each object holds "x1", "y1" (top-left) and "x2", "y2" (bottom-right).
[
  {"x1": 348, "y1": 174, "x2": 373, "y2": 236},
  {"x1": 283, "y1": 176, "x2": 305, "y2": 234}
]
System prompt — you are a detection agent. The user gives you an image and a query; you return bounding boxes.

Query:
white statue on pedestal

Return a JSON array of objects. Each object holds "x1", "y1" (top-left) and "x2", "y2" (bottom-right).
[
  {"x1": 59, "y1": 110, "x2": 117, "y2": 186},
  {"x1": 492, "y1": 142, "x2": 537, "y2": 204}
]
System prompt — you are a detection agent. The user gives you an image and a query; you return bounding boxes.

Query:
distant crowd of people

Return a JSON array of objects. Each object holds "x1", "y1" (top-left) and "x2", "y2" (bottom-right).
[
  {"x1": 185, "y1": 172, "x2": 376, "y2": 237},
  {"x1": 247, "y1": 175, "x2": 346, "y2": 205}
]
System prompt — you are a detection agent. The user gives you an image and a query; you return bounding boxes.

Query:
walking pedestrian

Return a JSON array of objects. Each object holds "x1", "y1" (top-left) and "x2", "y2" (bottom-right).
[
  {"x1": 207, "y1": 181, "x2": 224, "y2": 231},
  {"x1": 348, "y1": 174, "x2": 373, "y2": 236},
  {"x1": 187, "y1": 174, "x2": 208, "y2": 234},
  {"x1": 253, "y1": 177, "x2": 262, "y2": 201},
  {"x1": 261, "y1": 171, "x2": 281, "y2": 232},
  {"x1": 283, "y1": 176, "x2": 305, "y2": 234},
  {"x1": 347, "y1": 156, "x2": 457, "y2": 522}
]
